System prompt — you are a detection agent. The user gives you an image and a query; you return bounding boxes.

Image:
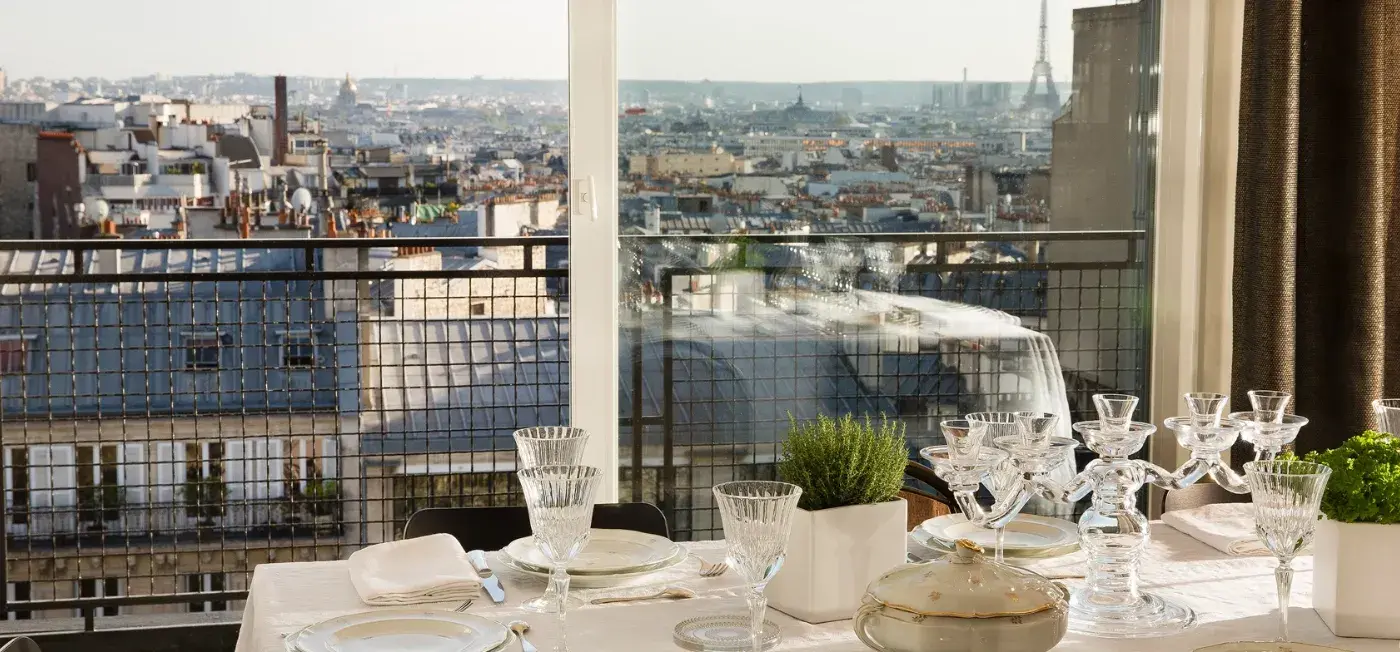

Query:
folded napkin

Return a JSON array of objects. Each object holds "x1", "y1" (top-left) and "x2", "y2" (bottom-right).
[
  {"x1": 347, "y1": 533, "x2": 482, "y2": 606},
  {"x1": 1162, "y1": 503, "x2": 1283, "y2": 556}
]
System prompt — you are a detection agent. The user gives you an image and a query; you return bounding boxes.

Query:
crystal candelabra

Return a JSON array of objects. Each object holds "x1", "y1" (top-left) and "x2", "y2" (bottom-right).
[{"x1": 922, "y1": 391, "x2": 1305, "y2": 638}]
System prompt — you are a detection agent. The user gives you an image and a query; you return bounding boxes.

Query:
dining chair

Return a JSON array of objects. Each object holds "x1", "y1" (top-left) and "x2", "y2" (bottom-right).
[
  {"x1": 1162, "y1": 482, "x2": 1250, "y2": 513},
  {"x1": 900, "y1": 460, "x2": 956, "y2": 531},
  {"x1": 403, "y1": 502, "x2": 670, "y2": 550},
  {"x1": 0, "y1": 637, "x2": 41, "y2": 652}
]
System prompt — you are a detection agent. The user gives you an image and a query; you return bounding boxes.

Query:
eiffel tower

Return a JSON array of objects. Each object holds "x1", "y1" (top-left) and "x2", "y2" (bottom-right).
[{"x1": 1023, "y1": 0, "x2": 1060, "y2": 111}]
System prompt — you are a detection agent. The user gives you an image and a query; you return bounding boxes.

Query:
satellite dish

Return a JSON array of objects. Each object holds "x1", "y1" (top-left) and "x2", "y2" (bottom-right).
[{"x1": 290, "y1": 187, "x2": 313, "y2": 211}]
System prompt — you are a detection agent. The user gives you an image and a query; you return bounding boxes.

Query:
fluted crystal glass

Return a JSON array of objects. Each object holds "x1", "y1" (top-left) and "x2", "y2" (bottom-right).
[
  {"x1": 1244, "y1": 460, "x2": 1331, "y2": 643},
  {"x1": 1248, "y1": 390, "x2": 1291, "y2": 424},
  {"x1": 1092, "y1": 393, "x2": 1138, "y2": 433},
  {"x1": 519, "y1": 465, "x2": 601, "y2": 649},
  {"x1": 714, "y1": 481, "x2": 802, "y2": 652},
  {"x1": 514, "y1": 428, "x2": 590, "y2": 614},
  {"x1": 514, "y1": 427, "x2": 590, "y2": 469},
  {"x1": 1373, "y1": 398, "x2": 1400, "y2": 436}
]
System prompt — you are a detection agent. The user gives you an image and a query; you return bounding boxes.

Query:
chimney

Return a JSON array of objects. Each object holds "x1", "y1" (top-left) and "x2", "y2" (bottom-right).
[{"x1": 274, "y1": 75, "x2": 289, "y2": 166}]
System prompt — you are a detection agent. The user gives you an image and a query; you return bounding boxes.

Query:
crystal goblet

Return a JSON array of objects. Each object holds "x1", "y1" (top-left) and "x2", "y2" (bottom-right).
[
  {"x1": 1184, "y1": 392, "x2": 1229, "y2": 428},
  {"x1": 713, "y1": 481, "x2": 802, "y2": 652},
  {"x1": 518, "y1": 465, "x2": 601, "y2": 650},
  {"x1": 514, "y1": 427, "x2": 590, "y2": 614},
  {"x1": 514, "y1": 427, "x2": 590, "y2": 469},
  {"x1": 1243, "y1": 460, "x2": 1331, "y2": 644},
  {"x1": 1373, "y1": 398, "x2": 1400, "y2": 436}
]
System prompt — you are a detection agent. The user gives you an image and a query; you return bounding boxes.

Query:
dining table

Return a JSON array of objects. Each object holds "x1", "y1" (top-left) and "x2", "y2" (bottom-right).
[{"x1": 235, "y1": 523, "x2": 1393, "y2": 652}]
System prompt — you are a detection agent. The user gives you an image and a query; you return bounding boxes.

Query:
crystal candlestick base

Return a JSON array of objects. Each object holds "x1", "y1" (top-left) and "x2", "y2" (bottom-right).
[{"x1": 1066, "y1": 419, "x2": 1197, "y2": 638}]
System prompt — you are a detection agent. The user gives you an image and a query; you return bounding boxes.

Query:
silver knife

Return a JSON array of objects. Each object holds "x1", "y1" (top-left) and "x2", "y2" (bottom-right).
[{"x1": 467, "y1": 549, "x2": 507, "y2": 604}]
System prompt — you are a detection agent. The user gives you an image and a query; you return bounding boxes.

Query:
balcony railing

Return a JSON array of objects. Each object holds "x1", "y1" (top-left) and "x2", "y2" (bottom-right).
[{"x1": 0, "y1": 230, "x2": 1146, "y2": 637}]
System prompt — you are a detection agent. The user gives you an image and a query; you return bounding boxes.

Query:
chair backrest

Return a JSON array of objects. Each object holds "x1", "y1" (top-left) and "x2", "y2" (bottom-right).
[
  {"x1": 901, "y1": 460, "x2": 957, "y2": 531},
  {"x1": 899, "y1": 487, "x2": 953, "y2": 531},
  {"x1": 403, "y1": 502, "x2": 670, "y2": 550},
  {"x1": 1163, "y1": 482, "x2": 1251, "y2": 513},
  {"x1": 0, "y1": 637, "x2": 41, "y2": 652}
]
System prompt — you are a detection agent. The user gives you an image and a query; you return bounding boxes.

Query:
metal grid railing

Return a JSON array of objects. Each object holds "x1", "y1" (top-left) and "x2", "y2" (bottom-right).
[{"x1": 0, "y1": 230, "x2": 1147, "y2": 629}]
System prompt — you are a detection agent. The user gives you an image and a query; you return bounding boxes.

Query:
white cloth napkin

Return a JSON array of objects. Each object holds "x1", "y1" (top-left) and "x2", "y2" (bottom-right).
[
  {"x1": 1161, "y1": 503, "x2": 1282, "y2": 556},
  {"x1": 347, "y1": 533, "x2": 482, "y2": 605}
]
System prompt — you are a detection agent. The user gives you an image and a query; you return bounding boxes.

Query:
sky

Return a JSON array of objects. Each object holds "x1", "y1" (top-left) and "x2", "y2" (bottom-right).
[{"x1": 0, "y1": 0, "x2": 1130, "y2": 82}]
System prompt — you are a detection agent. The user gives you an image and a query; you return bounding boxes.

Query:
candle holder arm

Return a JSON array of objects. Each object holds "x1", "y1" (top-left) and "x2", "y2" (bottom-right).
[
  {"x1": 953, "y1": 482, "x2": 1034, "y2": 530},
  {"x1": 1206, "y1": 460, "x2": 1251, "y2": 494},
  {"x1": 1028, "y1": 462, "x2": 1097, "y2": 504},
  {"x1": 1142, "y1": 457, "x2": 1214, "y2": 491}
]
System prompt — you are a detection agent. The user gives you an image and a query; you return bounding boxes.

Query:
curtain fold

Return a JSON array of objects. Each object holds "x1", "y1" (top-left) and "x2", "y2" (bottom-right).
[{"x1": 1233, "y1": 0, "x2": 1400, "y2": 457}]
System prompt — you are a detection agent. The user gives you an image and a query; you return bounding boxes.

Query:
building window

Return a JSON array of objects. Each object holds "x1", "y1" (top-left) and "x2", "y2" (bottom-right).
[
  {"x1": 76, "y1": 577, "x2": 120, "y2": 617},
  {"x1": 5, "y1": 447, "x2": 29, "y2": 527},
  {"x1": 7, "y1": 582, "x2": 31, "y2": 620},
  {"x1": 25, "y1": 163, "x2": 36, "y2": 183},
  {"x1": 184, "y1": 442, "x2": 225, "y2": 519},
  {"x1": 470, "y1": 302, "x2": 487, "y2": 316},
  {"x1": 0, "y1": 336, "x2": 29, "y2": 374},
  {"x1": 183, "y1": 332, "x2": 228, "y2": 370},
  {"x1": 77, "y1": 445, "x2": 122, "y2": 525},
  {"x1": 186, "y1": 573, "x2": 227, "y2": 613},
  {"x1": 280, "y1": 331, "x2": 316, "y2": 369}
]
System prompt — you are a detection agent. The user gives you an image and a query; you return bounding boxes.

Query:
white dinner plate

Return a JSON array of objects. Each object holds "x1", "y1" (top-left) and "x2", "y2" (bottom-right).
[
  {"x1": 504, "y1": 529, "x2": 683, "y2": 575},
  {"x1": 286, "y1": 610, "x2": 511, "y2": 652},
  {"x1": 500, "y1": 544, "x2": 688, "y2": 587},
  {"x1": 916, "y1": 514, "x2": 1080, "y2": 557}
]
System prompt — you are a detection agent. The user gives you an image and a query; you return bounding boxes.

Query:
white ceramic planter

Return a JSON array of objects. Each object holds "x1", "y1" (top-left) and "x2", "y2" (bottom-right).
[
  {"x1": 1313, "y1": 518, "x2": 1400, "y2": 639},
  {"x1": 767, "y1": 498, "x2": 907, "y2": 624}
]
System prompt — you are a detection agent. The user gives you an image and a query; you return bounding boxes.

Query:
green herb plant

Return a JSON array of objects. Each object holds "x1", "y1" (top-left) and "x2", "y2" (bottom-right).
[
  {"x1": 1302, "y1": 431, "x2": 1400, "y2": 524},
  {"x1": 777, "y1": 413, "x2": 908, "y2": 512}
]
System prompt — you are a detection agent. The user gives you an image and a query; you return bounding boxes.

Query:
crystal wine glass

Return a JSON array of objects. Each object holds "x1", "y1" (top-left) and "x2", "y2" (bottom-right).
[
  {"x1": 713, "y1": 481, "x2": 802, "y2": 652},
  {"x1": 514, "y1": 427, "x2": 590, "y2": 469},
  {"x1": 514, "y1": 427, "x2": 590, "y2": 613},
  {"x1": 1373, "y1": 398, "x2": 1400, "y2": 436},
  {"x1": 967, "y1": 412, "x2": 1022, "y2": 561},
  {"x1": 1244, "y1": 460, "x2": 1331, "y2": 643},
  {"x1": 518, "y1": 465, "x2": 601, "y2": 650}
]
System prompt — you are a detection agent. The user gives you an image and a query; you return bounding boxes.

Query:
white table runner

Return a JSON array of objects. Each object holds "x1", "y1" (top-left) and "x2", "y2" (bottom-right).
[{"x1": 235, "y1": 524, "x2": 1392, "y2": 652}]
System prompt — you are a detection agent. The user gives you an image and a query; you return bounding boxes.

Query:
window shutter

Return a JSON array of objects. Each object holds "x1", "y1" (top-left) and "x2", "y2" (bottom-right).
[
  {"x1": 266, "y1": 439, "x2": 285, "y2": 498},
  {"x1": 28, "y1": 446, "x2": 52, "y2": 509},
  {"x1": 3, "y1": 448, "x2": 12, "y2": 509},
  {"x1": 248, "y1": 438, "x2": 268, "y2": 499},
  {"x1": 121, "y1": 443, "x2": 146, "y2": 504},
  {"x1": 321, "y1": 437, "x2": 338, "y2": 480},
  {"x1": 154, "y1": 443, "x2": 174, "y2": 503},
  {"x1": 49, "y1": 445, "x2": 76, "y2": 508},
  {"x1": 224, "y1": 440, "x2": 245, "y2": 500}
]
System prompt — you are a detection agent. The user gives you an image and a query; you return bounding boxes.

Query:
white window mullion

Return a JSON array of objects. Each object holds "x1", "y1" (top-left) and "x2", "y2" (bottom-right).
[{"x1": 568, "y1": 0, "x2": 621, "y2": 501}]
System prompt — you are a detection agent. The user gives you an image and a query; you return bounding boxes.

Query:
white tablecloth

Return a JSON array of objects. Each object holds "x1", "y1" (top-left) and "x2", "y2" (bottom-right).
[{"x1": 235, "y1": 524, "x2": 1392, "y2": 652}]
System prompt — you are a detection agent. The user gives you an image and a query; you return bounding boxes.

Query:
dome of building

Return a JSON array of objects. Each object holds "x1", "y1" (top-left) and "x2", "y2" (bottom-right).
[{"x1": 341, "y1": 74, "x2": 357, "y2": 94}]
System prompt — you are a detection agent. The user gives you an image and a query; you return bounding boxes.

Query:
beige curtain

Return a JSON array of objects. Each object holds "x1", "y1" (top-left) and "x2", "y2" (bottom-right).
[{"x1": 1232, "y1": 0, "x2": 1400, "y2": 456}]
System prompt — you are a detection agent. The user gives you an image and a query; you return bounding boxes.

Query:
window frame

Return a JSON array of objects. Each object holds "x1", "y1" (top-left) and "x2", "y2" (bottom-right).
[
  {"x1": 0, "y1": 333, "x2": 36, "y2": 375},
  {"x1": 181, "y1": 330, "x2": 229, "y2": 371},
  {"x1": 561, "y1": 0, "x2": 1216, "y2": 501},
  {"x1": 278, "y1": 329, "x2": 317, "y2": 370}
]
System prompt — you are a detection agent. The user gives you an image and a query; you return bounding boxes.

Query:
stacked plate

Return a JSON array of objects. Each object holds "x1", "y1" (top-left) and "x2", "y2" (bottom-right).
[
  {"x1": 912, "y1": 514, "x2": 1081, "y2": 560},
  {"x1": 501, "y1": 528, "x2": 686, "y2": 587},
  {"x1": 285, "y1": 610, "x2": 512, "y2": 652}
]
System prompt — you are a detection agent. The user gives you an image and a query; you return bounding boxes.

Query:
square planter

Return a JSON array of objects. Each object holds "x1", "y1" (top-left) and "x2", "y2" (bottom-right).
[
  {"x1": 1313, "y1": 518, "x2": 1400, "y2": 639},
  {"x1": 767, "y1": 498, "x2": 907, "y2": 624}
]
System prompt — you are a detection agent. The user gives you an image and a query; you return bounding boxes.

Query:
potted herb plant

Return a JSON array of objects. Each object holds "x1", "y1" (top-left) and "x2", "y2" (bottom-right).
[
  {"x1": 183, "y1": 477, "x2": 227, "y2": 525},
  {"x1": 768, "y1": 414, "x2": 908, "y2": 624},
  {"x1": 1304, "y1": 431, "x2": 1400, "y2": 638}
]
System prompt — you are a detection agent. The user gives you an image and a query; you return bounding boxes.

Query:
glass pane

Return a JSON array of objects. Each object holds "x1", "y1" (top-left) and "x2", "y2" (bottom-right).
[
  {"x1": 0, "y1": 0, "x2": 568, "y2": 625},
  {"x1": 618, "y1": 0, "x2": 1159, "y2": 538}
]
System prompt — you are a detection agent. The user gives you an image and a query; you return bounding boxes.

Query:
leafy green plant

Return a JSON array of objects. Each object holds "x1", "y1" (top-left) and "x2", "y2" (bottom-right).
[
  {"x1": 183, "y1": 477, "x2": 227, "y2": 520},
  {"x1": 302, "y1": 479, "x2": 342, "y2": 517},
  {"x1": 1302, "y1": 431, "x2": 1400, "y2": 524},
  {"x1": 777, "y1": 414, "x2": 908, "y2": 511}
]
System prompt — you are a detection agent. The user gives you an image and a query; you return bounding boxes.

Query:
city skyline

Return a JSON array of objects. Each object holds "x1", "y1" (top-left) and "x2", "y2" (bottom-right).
[{"x1": 1, "y1": 0, "x2": 1125, "y2": 83}]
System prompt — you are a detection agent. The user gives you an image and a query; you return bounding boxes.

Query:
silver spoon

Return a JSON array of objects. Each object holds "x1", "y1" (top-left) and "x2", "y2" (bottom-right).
[{"x1": 509, "y1": 620, "x2": 538, "y2": 652}]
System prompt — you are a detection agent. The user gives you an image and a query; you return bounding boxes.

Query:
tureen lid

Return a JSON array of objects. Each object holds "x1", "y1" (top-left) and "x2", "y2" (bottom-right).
[{"x1": 863, "y1": 539, "x2": 1067, "y2": 618}]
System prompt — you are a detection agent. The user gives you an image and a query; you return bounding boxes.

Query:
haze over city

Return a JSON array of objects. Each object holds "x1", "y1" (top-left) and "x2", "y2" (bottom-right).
[{"x1": 3, "y1": 0, "x2": 1120, "y2": 81}]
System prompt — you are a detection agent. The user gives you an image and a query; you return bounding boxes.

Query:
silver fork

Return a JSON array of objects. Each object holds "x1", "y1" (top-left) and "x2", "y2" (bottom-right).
[
  {"x1": 693, "y1": 555, "x2": 728, "y2": 578},
  {"x1": 453, "y1": 599, "x2": 473, "y2": 612}
]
